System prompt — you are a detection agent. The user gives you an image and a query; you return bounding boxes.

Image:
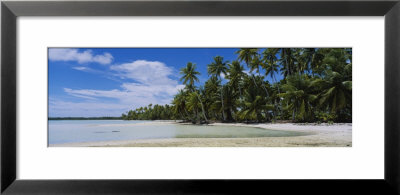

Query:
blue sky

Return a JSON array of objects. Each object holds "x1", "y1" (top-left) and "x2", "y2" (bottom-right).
[{"x1": 48, "y1": 48, "x2": 279, "y2": 117}]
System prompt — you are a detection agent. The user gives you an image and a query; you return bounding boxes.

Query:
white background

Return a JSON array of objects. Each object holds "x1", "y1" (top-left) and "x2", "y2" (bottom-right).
[{"x1": 17, "y1": 17, "x2": 384, "y2": 179}]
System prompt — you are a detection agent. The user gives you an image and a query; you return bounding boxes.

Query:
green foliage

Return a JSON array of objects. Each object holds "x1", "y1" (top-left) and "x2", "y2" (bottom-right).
[
  {"x1": 315, "y1": 111, "x2": 337, "y2": 123},
  {"x1": 122, "y1": 48, "x2": 352, "y2": 123},
  {"x1": 279, "y1": 74, "x2": 317, "y2": 122},
  {"x1": 180, "y1": 62, "x2": 200, "y2": 92},
  {"x1": 121, "y1": 104, "x2": 175, "y2": 120}
]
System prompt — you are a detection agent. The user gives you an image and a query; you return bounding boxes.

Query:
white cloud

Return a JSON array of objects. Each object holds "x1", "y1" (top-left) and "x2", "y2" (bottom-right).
[
  {"x1": 121, "y1": 83, "x2": 185, "y2": 97},
  {"x1": 54, "y1": 60, "x2": 186, "y2": 117},
  {"x1": 72, "y1": 66, "x2": 88, "y2": 71},
  {"x1": 110, "y1": 60, "x2": 176, "y2": 85},
  {"x1": 92, "y1": 53, "x2": 113, "y2": 64},
  {"x1": 49, "y1": 48, "x2": 113, "y2": 65}
]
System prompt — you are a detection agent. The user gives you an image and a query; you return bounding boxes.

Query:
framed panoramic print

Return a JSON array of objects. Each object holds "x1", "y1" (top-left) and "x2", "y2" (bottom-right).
[
  {"x1": 2, "y1": 0, "x2": 400, "y2": 194},
  {"x1": 47, "y1": 47, "x2": 352, "y2": 147}
]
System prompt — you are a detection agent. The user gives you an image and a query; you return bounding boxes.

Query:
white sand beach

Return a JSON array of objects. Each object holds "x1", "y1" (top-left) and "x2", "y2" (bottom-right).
[{"x1": 50, "y1": 122, "x2": 352, "y2": 147}]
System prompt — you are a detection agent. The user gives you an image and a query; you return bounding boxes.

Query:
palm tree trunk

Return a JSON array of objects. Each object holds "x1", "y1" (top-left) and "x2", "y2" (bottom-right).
[
  {"x1": 220, "y1": 89, "x2": 226, "y2": 121},
  {"x1": 292, "y1": 108, "x2": 296, "y2": 121},
  {"x1": 184, "y1": 108, "x2": 190, "y2": 119},
  {"x1": 258, "y1": 72, "x2": 269, "y2": 97},
  {"x1": 237, "y1": 81, "x2": 243, "y2": 105},
  {"x1": 195, "y1": 93, "x2": 208, "y2": 122},
  {"x1": 274, "y1": 76, "x2": 280, "y2": 94},
  {"x1": 238, "y1": 84, "x2": 242, "y2": 98},
  {"x1": 274, "y1": 76, "x2": 282, "y2": 117},
  {"x1": 251, "y1": 74, "x2": 258, "y2": 87},
  {"x1": 284, "y1": 53, "x2": 291, "y2": 76},
  {"x1": 220, "y1": 77, "x2": 226, "y2": 121},
  {"x1": 230, "y1": 108, "x2": 234, "y2": 121},
  {"x1": 179, "y1": 111, "x2": 184, "y2": 120},
  {"x1": 195, "y1": 108, "x2": 199, "y2": 124}
]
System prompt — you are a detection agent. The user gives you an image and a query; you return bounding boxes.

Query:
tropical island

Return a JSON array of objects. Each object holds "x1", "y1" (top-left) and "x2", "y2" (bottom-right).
[
  {"x1": 48, "y1": 48, "x2": 351, "y2": 147},
  {"x1": 121, "y1": 48, "x2": 352, "y2": 124}
]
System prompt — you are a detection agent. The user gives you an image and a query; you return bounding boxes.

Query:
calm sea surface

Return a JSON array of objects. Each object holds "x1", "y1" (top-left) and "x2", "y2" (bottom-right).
[{"x1": 48, "y1": 120, "x2": 310, "y2": 144}]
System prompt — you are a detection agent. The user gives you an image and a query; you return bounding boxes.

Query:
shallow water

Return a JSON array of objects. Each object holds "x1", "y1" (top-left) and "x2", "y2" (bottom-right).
[{"x1": 48, "y1": 120, "x2": 311, "y2": 145}]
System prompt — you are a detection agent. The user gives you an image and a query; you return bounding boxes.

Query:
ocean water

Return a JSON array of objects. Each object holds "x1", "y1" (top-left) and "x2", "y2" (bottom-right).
[{"x1": 48, "y1": 120, "x2": 310, "y2": 145}]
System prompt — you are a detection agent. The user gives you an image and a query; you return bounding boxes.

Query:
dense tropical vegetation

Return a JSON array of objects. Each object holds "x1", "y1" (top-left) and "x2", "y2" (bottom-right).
[{"x1": 121, "y1": 48, "x2": 352, "y2": 124}]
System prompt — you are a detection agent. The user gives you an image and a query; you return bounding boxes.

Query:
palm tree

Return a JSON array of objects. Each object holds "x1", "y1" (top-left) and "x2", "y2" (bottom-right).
[
  {"x1": 318, "y1": 72, "x2": 351, "y2": 112},
  {"x1": 236, "y1": 48, "x2": 259, "y2": 87},
  {"x1": 279, "y1": 74, "x2": 317, "y2": 121},
  {"x1": 172, "y1": 89, "x2": 189, "y2": 119},
  {"x1": 207, "y1": 56, "x2": 228, "y2": 121},
  {"x1": 300, "y1": 48, "x2": 316, "y2": 75},
  {"x1": 237, "y1": 84, "x2": 273, "y2": 122},
  {"x1": 197, "y1": 86, "x2": 209, "y2": 122},
  {"x1": 312, "y1": 49, "x2": 352, "y2": 121},
  {"x1": 211, "y1": 85, "x2": 236, "y2": 121},
  {"x1": 262, "y1": 48, "x2": 281, "y2": 93},
  {"x1": 222, "y1": 85, "x2": 238, "y2": 121},
  {"x1": 250, "y1": 56, "x2": 270, "y2": 97},
  {"x1": 187, "y1": 91, "x2": 208, "y2": 123},
  {"x1": 236, "y1": 48, "x2": 259, "y2": 69},
  {"x1": 204, "y1": 76, "x2": 221, "y2": 120},
  {"x1": 122, "y1": 48, "x2": 352, "y2": 123},
  {"x1": 227, "y1": 60, "x2": 245, "y2": 98},
  {"x1": 179, "y1": 62, "x2": 209, "y2": 122},
  {"x1": 280, "y1": 48, "x2": 296, "y2": 78},
  {"x1": 261, "y1": 48, "x2": 283, "y2": 118},
  {"x1": 180, "y1": 62, "x2": 200, "y2": 92},
  {"x1": 292, "y1": 48, "x2": 307, "y2": 74}
]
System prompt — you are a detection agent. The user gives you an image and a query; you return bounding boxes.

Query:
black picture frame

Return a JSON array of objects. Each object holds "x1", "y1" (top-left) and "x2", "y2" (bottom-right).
[{"x1": 1, "y1": 0, "x2": 399, "y2": 194}]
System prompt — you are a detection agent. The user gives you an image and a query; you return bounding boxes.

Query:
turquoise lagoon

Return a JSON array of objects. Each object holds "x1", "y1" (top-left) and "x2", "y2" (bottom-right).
[{"x1": 48, "y1": 120, "x2": 310, "y2": 145}]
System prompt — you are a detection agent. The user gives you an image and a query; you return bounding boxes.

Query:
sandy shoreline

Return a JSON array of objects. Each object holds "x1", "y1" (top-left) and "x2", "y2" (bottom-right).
[{"x1": 50, "y1": 122, "x2": 352, "y2": 147}]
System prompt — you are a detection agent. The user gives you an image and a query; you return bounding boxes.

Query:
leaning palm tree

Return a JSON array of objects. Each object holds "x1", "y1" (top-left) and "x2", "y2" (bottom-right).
[
  {"x1": 186, "y1": 92, "x2": 200, "y2": 123},
  {"x1": 187, "y1": 91, "x2": 208, "y2": 123},
  {"x1": 172, "y1": 89, "x2": 189, "y2": 120},
  {"x1": 179, "y1": 63, "x2": 209, "y2": 122},
  {"x1": 207, "y1": 56, "x2": 228, "y2": 121},
  {"x1": 197, "y1": 86, "x2": 209, "y2": 122},
  {"x1": 180, "y1": 62, "x2": 200, "y2": 92}
]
